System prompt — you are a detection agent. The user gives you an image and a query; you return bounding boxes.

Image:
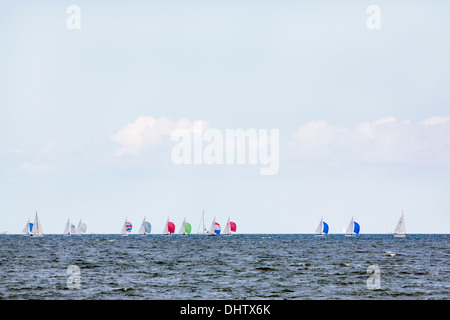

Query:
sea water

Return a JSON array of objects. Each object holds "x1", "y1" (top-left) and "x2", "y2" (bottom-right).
[{"x1": 0, "y1": 234, "x2": 448, "y2": 299}]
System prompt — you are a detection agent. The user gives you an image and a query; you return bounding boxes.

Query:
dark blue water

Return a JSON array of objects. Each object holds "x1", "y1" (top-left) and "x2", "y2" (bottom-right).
[{"x1": 0, "y1": 234, "x2": 448, "y2": 299}]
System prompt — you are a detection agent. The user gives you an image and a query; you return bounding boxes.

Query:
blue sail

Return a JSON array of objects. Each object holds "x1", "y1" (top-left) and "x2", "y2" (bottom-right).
[
  {"x1": 353, "y1": 222, "x2": 360, "y2": 234},
  {"x1": 323, "y1": 222, "x2": 329, "y2": 234},
  {"x1": 29, "y1": 223, "x2": 33, "y2": 232}
]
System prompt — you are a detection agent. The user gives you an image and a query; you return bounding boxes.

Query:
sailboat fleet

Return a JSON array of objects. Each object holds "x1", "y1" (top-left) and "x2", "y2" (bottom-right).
[
  {"x1": 63, "y1": 218, "x2": 87, "y2": 236},
  {"x1": 19, "y1": 210, "x2": 409, "y2": 237}
]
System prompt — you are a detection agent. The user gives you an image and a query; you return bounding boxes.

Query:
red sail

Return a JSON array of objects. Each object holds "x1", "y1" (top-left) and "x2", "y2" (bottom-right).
[
  {"x1": 168, "y1": 222, "x2": 175, "y2": 234},
  {"x1": 230, "y1": 222, "x2": 237, "y2": 232}
]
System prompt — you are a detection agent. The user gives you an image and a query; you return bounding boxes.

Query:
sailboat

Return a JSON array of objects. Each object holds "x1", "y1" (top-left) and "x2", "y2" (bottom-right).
[
  {"x1": 178, "y1": 217, "x2": 192, "y2": 235},
  {"x1": 394, "y1": 211, "x2": 406, "y2": 238},
  {"x1": 197, "y1": 210, "x2": 209, "y2": 235},
  {"x1": 223, "y1": 217, "x2": 237, "y2": 236},
  {"x1": 22, "y1": 219, "x2": 33, "y2": 236},
  {"x1": 163, "y1": 217, "x2": 175, "y2": 235},
  {"x1": 75, "y1": 219, "x2": 87, "y2": 235},
  {"x1": 121, "y1": 218, "x2": 132, "y2": 236},
  {"x1": 208, "y1": 217, "x2": 221, "y2": 236},
  {"x1": 345, "y1": 217, "x2": 360, "y2": 236},
  {"x1": 138, "y1": 217, "x2": 152, "y2": 236},
  {"x1": 30, "y1": 211, "x2": 44, "y2": 237},
  {"x1": 63, "y1": 218, "x2": 72, "y2": 236},
  {"x1": 314, "y1": 217, "x2": 329, "y2": 236}
]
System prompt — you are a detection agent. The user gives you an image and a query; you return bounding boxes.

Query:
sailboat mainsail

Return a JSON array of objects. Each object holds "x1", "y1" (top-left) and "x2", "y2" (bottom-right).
[
  {"x1": 394, "y1": 211, "x2": 406, "y2": 237},
  {"x1": 208, "y1": 217, "x2": 221, "y2": 236},
  {"x1": 223, "y1": 217, "x2": 237, "y2": 235},
  {"x1": 345, "y1": 217, "x2": 360, "y2": 236},
  {"x1": 121, "y1": 218, "x2": 132, "y2": 236},
  {"x1": 314, "y1": 217, "x2": 329, "y2": 236},
  {"x1": 178, "y1": 217, "x2": 192, "y2": 235},
  {"x1": 163, "y1": 217, "x2": 175, "y2": 235},
  {"x1": 64, "y1": 218, "x2": 71, "y2": 236},
  {"x1": 138, "y1": 217, "x2": 152, "y2": 236},
  {"x1": 22, "y1": 219, "x2": 33, "y2": 236},
  {"x1": 197, "y1": 210, "x2": 209, "y2": 235},
  {"x1": 30, "y1": 211, "x2": 44, "y2": 237}
]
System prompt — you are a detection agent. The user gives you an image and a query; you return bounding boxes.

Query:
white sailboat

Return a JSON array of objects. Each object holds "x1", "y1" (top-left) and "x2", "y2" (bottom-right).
[
  {"x1": 223, "y1": 217, "x2": 237, "y2": 236},
  {"x1": 121, "y1": 218, "x2": 132, "y2": 236},
  {"x1": 394, "y1": 211, "x2": 406, "y2": 238},
  {"x1": 138, "y1": 217, "x2": 151, "y2": 236},
  {"x1": 345, "y1": 216, "x2": 360, "y2": 237},
  {"x1": 178, "y1": 217, "x2": 192, "y2": 235},
  {"x1": 197, "y1": 210, "x2": 209, "y2": 235},
  {"x1": 208, "y1": 217, "x2": 221, "y2": 236},
  {"x1": 163, "y1": 217, "x2": 175, "y2": 235},
  {"x1": 22, "y1": 219, "x2": 32, "y2": 236},
  {"x1": 63, "y1": 218, "x2": 72, "y2": 236},
  {"x1": 314, "y1": 217, "x2": 329, "y2": 236},
  {"x1": 30, "y1": 211, "x2": 44, "y2": 237}
]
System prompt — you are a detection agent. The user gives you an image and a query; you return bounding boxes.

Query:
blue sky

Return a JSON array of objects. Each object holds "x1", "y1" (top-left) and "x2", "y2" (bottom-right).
[{"x1": 1, "y1": 0, "x2": 449, "y2": 234}]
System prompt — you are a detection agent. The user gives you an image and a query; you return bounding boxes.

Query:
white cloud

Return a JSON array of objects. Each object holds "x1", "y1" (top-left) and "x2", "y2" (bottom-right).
[
  {"x1": 289, "y1": 116, "x2": 450, "y2": 165},
  {"x1": 111, "y1": 116, "x2": 208, "y2": 156}
]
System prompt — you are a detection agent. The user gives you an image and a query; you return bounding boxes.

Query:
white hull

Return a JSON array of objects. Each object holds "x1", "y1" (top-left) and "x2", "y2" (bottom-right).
[
  {"x1": 394, "y1": 233, "x2": 406, "y2": 238},
  {"x1": 345, "y1": 234, "x2": 356, "y2": 237},
  {"x1": 314, "y1": 234, "x2": 325, "y2": 237}
]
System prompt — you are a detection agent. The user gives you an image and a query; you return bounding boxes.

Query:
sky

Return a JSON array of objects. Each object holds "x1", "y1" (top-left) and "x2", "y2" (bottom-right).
[{"x1": 1, "y1": 0, "x2": 449, "y2": 234}]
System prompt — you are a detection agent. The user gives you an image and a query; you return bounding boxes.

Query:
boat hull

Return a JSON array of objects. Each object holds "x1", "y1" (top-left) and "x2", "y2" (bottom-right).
[{"x1": 393, "y1": 233, "x2": 406, "y2": 238}]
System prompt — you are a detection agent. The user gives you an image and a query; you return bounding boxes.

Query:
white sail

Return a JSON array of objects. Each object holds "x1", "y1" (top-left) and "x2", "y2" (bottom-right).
[
  {"x1": 31, "y1": 211, "x2": 43, "y2": 237},
  {"x1": 64, "y1": 219, "x2": 71, "y2": 235},
  {"x1": 197, "y1": 210, "x2": 209, "y2": 235},
  {"x1": 22, "y1": 219, "x2": 31, "y2": 235},
  {"x1": 394, "y1": 211, "x2": 406, "y2": 237},
  {"x1": 178, "y1": 217, "x2": 186, "y2": 234},
  {"x1": 138, "y1": 217, "x2": 146, "y2": 235},
  {"x1": 345, "y1": 217, "x2": 354, "y2": 235},
  {"x1": 315, "y1": 217, "x2": 323, "y2": 235},
  {"x1": 208, "y1": 217, "x2": 216, "y2": 234},
  {"x1": 223, "y1": 217, "x2": 231, "y2": 235},
  {"x1": 163, "y1": 217, "x2": 169, "y2": 235}
]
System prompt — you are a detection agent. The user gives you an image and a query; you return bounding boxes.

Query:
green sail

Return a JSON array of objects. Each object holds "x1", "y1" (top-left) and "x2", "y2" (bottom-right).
[{"x1": 184, "y1": 222, "x2": 192, "y2": 234}]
